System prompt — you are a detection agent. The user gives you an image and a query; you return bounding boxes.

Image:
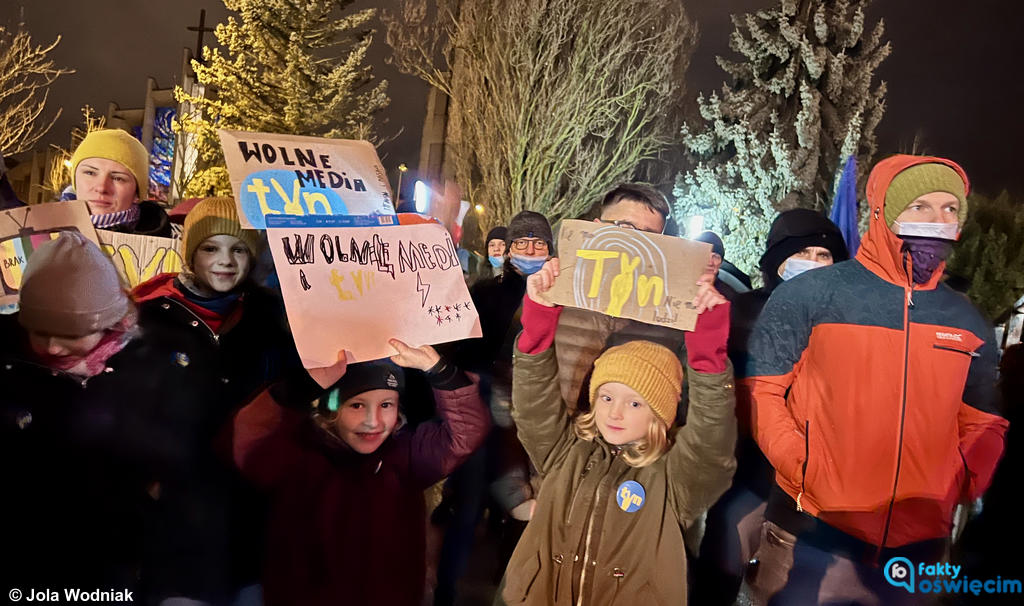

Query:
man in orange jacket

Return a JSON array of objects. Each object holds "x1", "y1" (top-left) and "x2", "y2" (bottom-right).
[{"x1": 743, "y1": 155, "x2": 1008, "y2": 604}]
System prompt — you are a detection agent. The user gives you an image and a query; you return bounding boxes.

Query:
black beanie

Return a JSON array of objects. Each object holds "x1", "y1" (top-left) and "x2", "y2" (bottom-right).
[
  {"x1": 759, "y1": 209, "x2": 849, "y2": 278},
  {"x1": 694, "y1": 231, "x2": 725, "y2": 258},
  {"x1": 485, "y1": 226, "x2": 508, "y2": 244},
  {"x1": 319, "y1": 360, "x2": 406, "y2": 413},
  {"x1": 506, "y1": 210, "x2": 553, "y2": 250}
]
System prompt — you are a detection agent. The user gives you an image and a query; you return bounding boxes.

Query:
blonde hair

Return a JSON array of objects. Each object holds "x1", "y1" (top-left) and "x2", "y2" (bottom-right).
[{"x1": 573, "y1": 409, "x2": 671, "y2": 468}]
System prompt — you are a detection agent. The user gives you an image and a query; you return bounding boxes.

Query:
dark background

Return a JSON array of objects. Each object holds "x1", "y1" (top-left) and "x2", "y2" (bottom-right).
[{"x1": 10, "y1": 0, "x2": 1023, "y2": 199}]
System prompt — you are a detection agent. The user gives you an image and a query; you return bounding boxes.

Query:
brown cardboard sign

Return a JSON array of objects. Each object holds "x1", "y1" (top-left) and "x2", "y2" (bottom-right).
[
  {"x1": 97, "y1": 231, "x2": 183, "y2": 289},
  {"x1": 546, "y1": 220, "x2": 711, "y2": 331}
]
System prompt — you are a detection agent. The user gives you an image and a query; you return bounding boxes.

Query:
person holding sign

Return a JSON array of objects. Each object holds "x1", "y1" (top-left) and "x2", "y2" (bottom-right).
[
  {"x1": 226, "y1": 341, "x2": 490, "y2": 606},
  {"x1": 63, "y1": 129, "x2": 173, "y2": 237},
  {"x1": 496, "y1": 258, "x2": 737, "y2": 606},
  {"x1": 131, "y1": 197, "x2": 297, "y2": 604}
]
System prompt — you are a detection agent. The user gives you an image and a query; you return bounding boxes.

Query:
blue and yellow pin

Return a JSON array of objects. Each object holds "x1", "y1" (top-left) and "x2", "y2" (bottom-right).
[{"x1": 616, "y1": 480, "x2": 645, "y2": 513}]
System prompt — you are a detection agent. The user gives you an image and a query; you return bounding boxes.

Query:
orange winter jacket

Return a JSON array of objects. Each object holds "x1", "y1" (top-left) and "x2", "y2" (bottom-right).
[{"x1": 744, "y1": 155, "x2": 1008, "y2": 549}]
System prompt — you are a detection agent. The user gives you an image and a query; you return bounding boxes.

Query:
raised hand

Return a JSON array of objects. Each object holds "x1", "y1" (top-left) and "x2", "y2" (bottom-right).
[
  {"x1": 389, "y1": 339, "x2": 442, "y2": 371},
  {"x1": 691, "y1": 279, "x2": 727, "y2": 315},
  {"x1": 307, "y1": 351, "x2": 350, "y2": 389},
  {"x1": 526, "y1": 257, "x2": 560, "y2": 307}
]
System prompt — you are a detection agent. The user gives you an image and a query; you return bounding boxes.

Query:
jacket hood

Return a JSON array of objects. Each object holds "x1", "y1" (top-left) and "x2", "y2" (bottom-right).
[
  {"x1": 856, "y1": 155, "x2": 969, "y2": 288},
  {"x1": 131, "y1": 272, "x2": 180, "y2": 303}
]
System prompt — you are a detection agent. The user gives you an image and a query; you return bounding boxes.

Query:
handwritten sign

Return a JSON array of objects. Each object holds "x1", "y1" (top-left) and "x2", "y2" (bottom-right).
[
  {"x1": 97, "y1": 231, "x2": 183, "y2": 288},
  {"x1": 545, "y1": 220, "x2": 711, "y2": 331},
  {"x1": 219, "y1": 129, "x2": 395, "y2": 229},
  {"x1": 1, "y1": 201, "x2": 100, "y2": 310},
  {"x1": 266, "y1": 213, "x2": 481, "y2": 368}
]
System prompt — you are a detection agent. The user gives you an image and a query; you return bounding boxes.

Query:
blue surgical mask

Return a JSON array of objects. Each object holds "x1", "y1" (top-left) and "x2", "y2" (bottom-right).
[
  {"x1": 781, "y1": 258, "x2": 825, "y2": 281},
  {"x1": 488, "y1": 255, "x2": 504, "y2": 268},
  {"x1": 509, "y1": 254, "x2": 547, "y2": 275}
]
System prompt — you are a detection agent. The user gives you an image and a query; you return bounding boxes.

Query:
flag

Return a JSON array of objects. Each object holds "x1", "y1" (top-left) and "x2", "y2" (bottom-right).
[{"x1": 830, "y1": 155, "x2": 861, "y2": 256}]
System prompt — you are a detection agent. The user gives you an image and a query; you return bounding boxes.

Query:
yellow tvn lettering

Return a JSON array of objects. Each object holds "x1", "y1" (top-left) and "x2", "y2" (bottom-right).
[
  {"x1": 619, "y1": 486, "x2": 643, "y2": 511},
  {"x1": 329, "y1": 269, "x2": 354, "y2": 301},
  {"x1": 247, "y1": 177, "x2": 316, "y2": 216},
  {"x1": 577, "y1": 249, "x2": 665, "y2": 317}
]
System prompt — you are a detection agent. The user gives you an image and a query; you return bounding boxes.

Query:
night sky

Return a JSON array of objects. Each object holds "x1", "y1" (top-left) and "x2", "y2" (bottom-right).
[{"x1": 11, "y1": 0, "x2": 1024, "y2": 199}]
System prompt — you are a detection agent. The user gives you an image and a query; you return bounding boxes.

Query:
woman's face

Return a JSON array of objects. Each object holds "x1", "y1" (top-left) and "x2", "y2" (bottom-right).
[
  {"x1": 191, "y1": 235, "x2": 252, "y2": 294},
  {"x1": 28, "y1": 330, "x2": 105, "y2": 359},
  {"x1": 74, "y1": 157, "x2": 139, "y2": 214},
  {"x1": 333, "y1": 389, "x2": 400, "y2": 454},
  {"x1": 592, "y1": 381, "x2": 657, "y2": 445}
]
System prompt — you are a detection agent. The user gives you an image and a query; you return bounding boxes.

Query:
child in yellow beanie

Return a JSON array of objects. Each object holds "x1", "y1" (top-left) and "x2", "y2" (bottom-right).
[{"x1": 497, "y1": 258, "x2": 737, "y2": 606}]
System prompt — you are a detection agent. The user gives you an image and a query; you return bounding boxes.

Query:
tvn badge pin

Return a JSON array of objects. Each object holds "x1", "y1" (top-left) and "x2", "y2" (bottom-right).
[{"x1": 616, "y1": 480, "x2": 645, "y2": 513}]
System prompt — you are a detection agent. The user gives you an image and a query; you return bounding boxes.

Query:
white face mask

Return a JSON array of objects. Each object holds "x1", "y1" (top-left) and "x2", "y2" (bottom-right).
[
  {"x1": 780, "y1": 258, "x2": 826, "y2": 281},
  {"x1": 892, "y1": 221, "x2": 959, "y2": 240}
]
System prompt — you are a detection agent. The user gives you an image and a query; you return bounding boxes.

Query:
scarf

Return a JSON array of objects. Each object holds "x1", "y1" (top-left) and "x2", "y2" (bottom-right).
[
  {"x1": 35, "y1": 313, "x2": 139, "y2": 379},
  {"x1": 91, "y1": 204, "x2": 141, "y2": 230},
  {"x1": 900, "y1": 236, "x2": 953, "y2": 285}
]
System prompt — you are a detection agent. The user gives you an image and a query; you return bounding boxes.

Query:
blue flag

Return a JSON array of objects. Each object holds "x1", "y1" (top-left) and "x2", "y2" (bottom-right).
[{"x1": 830, "y1": 155, "x2": 861, "y2": 256}]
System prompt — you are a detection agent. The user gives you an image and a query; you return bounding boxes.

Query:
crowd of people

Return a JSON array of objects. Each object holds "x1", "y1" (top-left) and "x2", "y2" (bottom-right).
[{"x1": 0, "y1": 129, "x2": 1017, "y2": 606}]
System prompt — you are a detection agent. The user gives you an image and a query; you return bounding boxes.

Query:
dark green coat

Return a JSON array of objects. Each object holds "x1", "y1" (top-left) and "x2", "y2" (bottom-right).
[{"x1": 499, "y1": 341, "x2": 737, "y2": 605}]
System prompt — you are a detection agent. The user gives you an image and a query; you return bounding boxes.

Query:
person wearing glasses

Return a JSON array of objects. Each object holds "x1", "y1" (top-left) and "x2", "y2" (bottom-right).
[{"x1": 434, "y1": 210, "x2": 555, "y2": 606}]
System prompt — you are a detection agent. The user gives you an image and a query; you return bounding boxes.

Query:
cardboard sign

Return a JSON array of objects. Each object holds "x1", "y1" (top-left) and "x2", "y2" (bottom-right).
[
  {"x1": 546, "y1": 220, "x2": 711, "y2": 331},
  {"x1": 219, "y1": 129, "x2": 395, "y2": 229},
  {"x1": 266, "y1": 213, "x2": 481, "y2": 368},
  {"x1": 97, "y1": 231, "x2": 184, "y2": 288},
  {"x1": 1, "y1": 201, "x2": 100, "y2": 310}
]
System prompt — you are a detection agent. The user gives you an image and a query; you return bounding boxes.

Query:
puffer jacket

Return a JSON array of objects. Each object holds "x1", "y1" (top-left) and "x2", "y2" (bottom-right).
[
  {"x1": 745, "y1": 154, "x2": 1008, "y2": 550},
  {"x1": 500, "y1": 340, "x2": 736, "y2": 605}
]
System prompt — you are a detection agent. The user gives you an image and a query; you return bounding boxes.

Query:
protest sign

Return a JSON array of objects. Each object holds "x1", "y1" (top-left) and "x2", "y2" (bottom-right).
[
  {"x1": 266, "y1": 213, "x2": 481, "y2": 368},
  {"x1": 219, "y1": 129, "x2": 395, "y2": 229},
  {"x1": 545, "y1": 220, "x2": 711, "y2": 331},
  {"x1": 1, "y1": 201, "x2": 99, "y2": 310},
  {"x1": 97, "y1": 231, "x2": 183, "y2": 288}
]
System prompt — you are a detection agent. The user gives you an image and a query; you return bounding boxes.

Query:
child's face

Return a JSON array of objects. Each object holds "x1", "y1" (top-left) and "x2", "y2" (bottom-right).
[
  {"x1": 334, "y1": 388, "x2": 400, "y2": 454},
  {"x1": 592, "y1": 382, "x2": 657, "y2": 446},
  {"x1": 192, "y1": 235, "x2": 252, "y2": 294}
]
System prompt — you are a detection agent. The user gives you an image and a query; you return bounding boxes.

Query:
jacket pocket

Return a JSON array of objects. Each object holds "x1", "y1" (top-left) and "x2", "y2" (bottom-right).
[
  {"x1": 932, "y1": 344, "x2": 981, "y2": 358},
  {"x1": 503, "y1": 550, "x2": 542, "y2": 603},
  {"x1": 797, "y1": 420, "x2": 810, "y2": 511}
]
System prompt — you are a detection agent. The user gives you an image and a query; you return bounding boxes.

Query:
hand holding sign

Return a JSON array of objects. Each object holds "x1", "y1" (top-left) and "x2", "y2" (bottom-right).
[
  {"x1": 526, "y1": 258, "x2": 560, "y2": 307},
  {"x1": 309, "y1": 350, "x2": 352, "y2": 390},
  {"x1": 388, "y1": 339, "x2": 441, "y2": 371},
  {"x1": 692, "y1": 280, "x2": 727, "y2": 314}
]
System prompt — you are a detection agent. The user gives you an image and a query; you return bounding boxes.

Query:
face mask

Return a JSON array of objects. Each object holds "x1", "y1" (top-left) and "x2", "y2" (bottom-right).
[
  {"x1": 892, "y1": 221, "x2": 959, "y2": 241},
  {"x1": 780, "y1": 258, "x2": 826, "y2": 281},
  {"x1": 488, "y1": 255, "x2": 504, "y2": 269},
  {"x1": 509, "y1": 254, "x2": 547, "y2": 275},
  {"x1": 899, "y1": 236, "x2": 953, "y2": 285}
]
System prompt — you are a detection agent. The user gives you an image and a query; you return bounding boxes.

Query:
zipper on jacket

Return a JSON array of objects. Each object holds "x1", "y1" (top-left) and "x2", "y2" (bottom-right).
[
  {"x1": 932, "y1": 344, "x2": 980, "y2": 358},
  {"x1": 565, "y1": 459, "x2": 595, "y2": 525},
  {"x1": 878, "y1": 265, "x2": 914, "y2": 562},
  {"x1": 576, "y1": 447, "x2": 619, "y2": 606},
  {"x1": 797, "y1": 420, "x2": 809, "y2": 512}
]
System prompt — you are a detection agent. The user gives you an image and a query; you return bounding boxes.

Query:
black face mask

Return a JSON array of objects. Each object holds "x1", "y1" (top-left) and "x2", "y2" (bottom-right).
[{"x1": 899, "y1": 236, "x2": 953, "y2": 285}]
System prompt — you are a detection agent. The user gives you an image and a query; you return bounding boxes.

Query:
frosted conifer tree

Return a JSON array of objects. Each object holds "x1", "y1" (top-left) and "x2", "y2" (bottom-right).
[
  {"x1": 175, "y1": 0, "x2": 389, "y2": 197},
  {"x1": 674, "y1": 0, "x2": 889, "y2": 279}
]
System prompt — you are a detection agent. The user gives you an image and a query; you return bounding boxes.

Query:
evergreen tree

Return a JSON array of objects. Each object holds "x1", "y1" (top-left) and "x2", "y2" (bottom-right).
[
  {"x1": 674, "y1": 0, "x2": 889, "y2": 278},
  {"x1": 175, "y1": 0, "x2": 389, "y2": 197},
  {"x1": 946, "y1": 191, "x2": 1024, "y2": 323}
]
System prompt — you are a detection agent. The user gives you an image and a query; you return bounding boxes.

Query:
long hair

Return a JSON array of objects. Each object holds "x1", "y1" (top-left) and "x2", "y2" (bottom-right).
[{"x1": 573, "y1": 409, "x2": 671, "y2": 468}]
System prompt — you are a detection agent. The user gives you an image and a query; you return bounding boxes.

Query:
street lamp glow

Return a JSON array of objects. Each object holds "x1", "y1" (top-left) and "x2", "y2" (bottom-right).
[
  {"x1": 413, "y1": 180, "x2": 429, "y2": 213},
  {"x1": 474, "y1": 204, "x2": 484, "y2": 213},
  {"x1": 687, "y1": 215, "x2": 705, "y2": 237}
]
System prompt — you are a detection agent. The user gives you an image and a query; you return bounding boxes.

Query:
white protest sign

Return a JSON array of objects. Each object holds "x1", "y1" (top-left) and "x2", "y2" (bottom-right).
[
  {"x1": 219, "y1": 129, "x2": 395, "y2": 229},
  {"x1": 266, "y1": 214, "x2": 481, "y2": 368}
]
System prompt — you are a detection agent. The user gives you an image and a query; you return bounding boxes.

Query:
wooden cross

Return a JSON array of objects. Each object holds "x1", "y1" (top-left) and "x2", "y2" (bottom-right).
[{"x1": 187, "y1": 9, "x2": 216, "y2": 63}]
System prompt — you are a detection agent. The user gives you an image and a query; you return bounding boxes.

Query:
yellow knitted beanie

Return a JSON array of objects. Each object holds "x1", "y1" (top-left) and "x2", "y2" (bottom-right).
[
  {"x1": 70, "y1": 129, "x2": 150, "y2": 200},
  {"x1": 884, "y1": 163, "x2": 968, "y2": 227},
  {"x1": 589, "y1": 340, "x2": 683, "y2": 427},
  {"x1": 182, "y1": 197, "x2": 263, "y2": 268}
]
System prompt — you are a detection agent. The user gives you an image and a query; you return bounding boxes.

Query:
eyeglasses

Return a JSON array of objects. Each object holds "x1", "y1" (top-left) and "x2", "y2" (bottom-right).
[
  {"x1": 597, "y1": 218, "x2": 663, "y2": 234},
  {"x1": 511, "y1": 239, "x2": 549, "y2": 253}
]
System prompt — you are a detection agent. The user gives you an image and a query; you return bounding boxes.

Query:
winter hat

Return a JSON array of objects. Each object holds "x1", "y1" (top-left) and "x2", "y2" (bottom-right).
[
  {"x1": 485, "y1": 226, "x2": 508, "y2": 244},
  {"x1": 506, "y1": 210, "x2": 553, "y2": 251},
  {"x1": 884, "y1": 163, "x2": 968, "y2": 227},
  {"x1": 694, "y1": 231, "x2": 725, "y2": 258},
  {"x1": 18, "y1": 231, "x2": 130, "y2": 337},
  {"x1": 589, "y1": 340, "x2": 683, "y2": 427},
  {"x1": 760, "y1": 209, "x2": 849, "y2": 277},
  {"x1": 70, "y1": 129, "x2": 149, "y2": 201},
  {"x1": 319, "y1": 360, "x2": 406, "y2": 413},
  {"x1": 182, "y1": 197, "x2": 263, "y2": 267}
]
